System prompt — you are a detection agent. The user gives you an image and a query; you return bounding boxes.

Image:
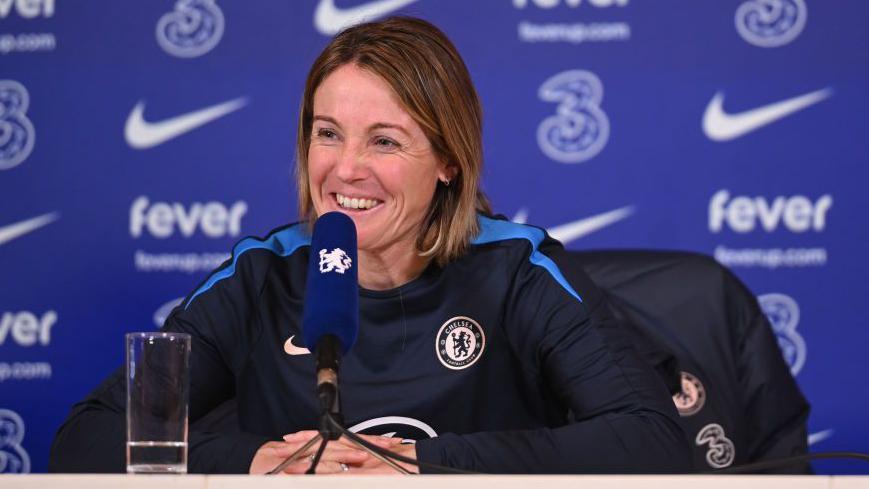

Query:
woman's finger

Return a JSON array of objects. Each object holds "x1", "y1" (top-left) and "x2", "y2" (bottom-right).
[
  {"x1": 334, "y1": 433, "x2": 405, "y2": 450},
  {"x1": 316, "y1": 446, "x2": 369, "y2": 463},
  {"x1": 313, "y1": 460, "x2": 352, "y2": 474},
  {"x1": 272, "y1": 444, "x2": 368, "y2": 463},
  {"x1": 335, "y1": 464, "x2": 406, "y2": 475},
  {"x1": 279, "y1": 459, "x2": 354, "y2": 475},
  {"x1": 282, "y1": 430, "x2": 319, "y2": 443}
]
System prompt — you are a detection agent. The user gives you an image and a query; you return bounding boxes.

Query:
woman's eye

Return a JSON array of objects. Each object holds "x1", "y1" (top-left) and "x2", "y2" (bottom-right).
[
  {"x1": 316, "y1": 128, "x2": 337, "y2": 139},
  {"x1": 374, "y1": 137, "x2": 398, "y2": 148}
]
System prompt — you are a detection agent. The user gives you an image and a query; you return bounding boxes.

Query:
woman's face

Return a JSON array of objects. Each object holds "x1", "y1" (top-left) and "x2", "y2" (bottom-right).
[{"x1": 308, "y1": 63, "x2": 449, "y2": 255}]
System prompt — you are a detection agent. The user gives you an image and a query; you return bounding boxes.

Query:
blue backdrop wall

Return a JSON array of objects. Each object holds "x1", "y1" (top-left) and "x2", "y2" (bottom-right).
[{"x1": 1, "y1": 0, "x2": 867, "y2": 474}]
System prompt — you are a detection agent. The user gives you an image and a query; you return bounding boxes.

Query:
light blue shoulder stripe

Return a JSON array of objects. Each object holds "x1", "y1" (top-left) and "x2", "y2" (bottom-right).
[
  {"x1": 184, "y1": 224, "x2": 311, "y2": 309},
  {"x1": 472, "y1": 216, "x2": 583, "y2": 303}
]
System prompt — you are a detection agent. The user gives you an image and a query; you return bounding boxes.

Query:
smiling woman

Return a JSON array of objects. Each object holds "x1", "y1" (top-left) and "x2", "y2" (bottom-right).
[
  {"x1": 49, "y1": 16, "x2": 691, "y2": 476},
  {"x1": 306, "y1": 64, "x2": 452, "y2": 290},
  {"x1": 296, "y1": 17, "x2": 491, "y2": 271}
]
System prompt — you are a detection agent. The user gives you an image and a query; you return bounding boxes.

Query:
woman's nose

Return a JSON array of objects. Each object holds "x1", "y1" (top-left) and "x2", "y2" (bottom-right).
[{"x1": 333, "y1": 143, "x2": 369, "y2": 181}]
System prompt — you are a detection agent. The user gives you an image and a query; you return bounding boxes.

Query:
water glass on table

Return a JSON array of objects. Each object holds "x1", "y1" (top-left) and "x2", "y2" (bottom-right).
[{"x1": 126, "y1": 332, "x2": 190, "y2": 474}]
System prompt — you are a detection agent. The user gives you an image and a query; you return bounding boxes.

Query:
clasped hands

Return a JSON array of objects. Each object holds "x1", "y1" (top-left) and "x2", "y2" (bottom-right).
[{"x1": 250, "y1": 430, "x2": 419, "y2": 475}]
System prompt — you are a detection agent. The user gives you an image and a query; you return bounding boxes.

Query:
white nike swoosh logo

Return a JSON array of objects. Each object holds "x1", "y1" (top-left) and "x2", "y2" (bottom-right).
[
  {"x1": 702, "y1": 88, "x2": 832, "y2": 142},
  {"x1": 284, "y1": 335, "x2": 311, "y2": 356},
  {"x1": 513, "y1": 206, "x2": 634, "y2": 245},
  {"x1": 807, "y1": 429, "x2": 834, "y2": 446},
  {"x1": 0, "y1": 212, "x2": 60, "y2": 246},
  {"x1": 124, "y1": 97, "x2": 248, "y2": 149},
  {"x1": 314, "y1": 0, "x2": 420, "y2": 35}
]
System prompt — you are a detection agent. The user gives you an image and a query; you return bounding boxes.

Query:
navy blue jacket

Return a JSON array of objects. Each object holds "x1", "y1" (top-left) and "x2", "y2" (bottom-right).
[{"x1": 50, "y1": 216, "x2": 691, "y2": 474}]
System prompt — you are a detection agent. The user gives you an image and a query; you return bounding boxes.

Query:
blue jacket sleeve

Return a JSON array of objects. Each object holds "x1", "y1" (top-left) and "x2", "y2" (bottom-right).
[{"x1": 415, "y1": 240, "x2": 692, "y2": 473}]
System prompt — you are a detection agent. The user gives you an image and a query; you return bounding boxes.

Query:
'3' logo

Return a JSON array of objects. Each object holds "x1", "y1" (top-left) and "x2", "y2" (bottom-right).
[
  {"x1": 735, "y1": 0, "x2": 807, "y2": 48},
  {"x1": 156, "y1": 0, "x2": 225, "y2": 58},
  {"x1": 695, "y1": 423, "x2": 735, "y2": 469},
  {"x1": 0, "y1": 80, "x2": 35, "y2": 171},
  {"x1": 536, "y1": 70, "x2": 609, "y2": 164},
  {"x1": 0, "y1": 409, "x2": 30, "y2": 473}
]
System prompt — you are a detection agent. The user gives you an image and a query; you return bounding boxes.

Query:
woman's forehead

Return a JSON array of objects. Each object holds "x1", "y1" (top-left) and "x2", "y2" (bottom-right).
[{"x1": 313, "y1": 64, "x2": 417, "y2": 130}]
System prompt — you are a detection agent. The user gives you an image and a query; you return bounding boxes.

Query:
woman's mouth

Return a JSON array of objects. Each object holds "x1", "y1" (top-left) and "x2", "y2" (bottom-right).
[{"x1": 334, "y1": 193, "x2": 383, "y2": 212}]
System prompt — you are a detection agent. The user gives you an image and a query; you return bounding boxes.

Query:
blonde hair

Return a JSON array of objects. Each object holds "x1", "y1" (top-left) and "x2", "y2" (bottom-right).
[{"x1": 296, "y1": 16, "x2": 491, "y2": 265}]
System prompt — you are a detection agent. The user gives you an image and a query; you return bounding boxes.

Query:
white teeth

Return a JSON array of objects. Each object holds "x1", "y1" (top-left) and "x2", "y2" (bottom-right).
[{"x1": 336, "y1": 194, "x2": 380, "y2": 210}]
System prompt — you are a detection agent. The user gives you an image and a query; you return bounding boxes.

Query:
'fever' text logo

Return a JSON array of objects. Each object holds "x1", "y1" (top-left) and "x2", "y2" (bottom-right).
[
  {"x1": 0, "y1": 311, "x2": 56, "y2": 347},
  {"x1": 708, "y1": 190, "x2": 831, "y2": 233},
  {"x1": 129, "y1": 196, "x2": 247, "y2": 239}
]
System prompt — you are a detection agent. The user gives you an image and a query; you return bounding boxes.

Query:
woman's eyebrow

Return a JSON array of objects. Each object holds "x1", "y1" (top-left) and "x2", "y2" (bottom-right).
[
  {"x1": 312, "y1": 116, "x2": 409, "y2": 137},
  {"x1": 312, "y1": 115, "x2": 340, "y2": 127},
  {"x1": 369, "y1": 122, "x2": 411, "y2": 137}
]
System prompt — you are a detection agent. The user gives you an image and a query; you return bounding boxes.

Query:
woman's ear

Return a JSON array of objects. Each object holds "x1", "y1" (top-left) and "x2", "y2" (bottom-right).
[{"x1": 438, "y1": 164, "x2": 459, "y2": 185}]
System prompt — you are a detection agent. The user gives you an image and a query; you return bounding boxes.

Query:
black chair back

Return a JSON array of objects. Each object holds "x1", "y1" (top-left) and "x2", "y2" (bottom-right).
[{"x1": 566, "y1": 250, "x2": 809, "y2": 472}]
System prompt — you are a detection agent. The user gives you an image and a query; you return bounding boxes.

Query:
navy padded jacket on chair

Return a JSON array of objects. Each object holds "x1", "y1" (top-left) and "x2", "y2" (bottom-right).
[{"x1": 555, "y1": 249, "x2": 810, "y2": 473}]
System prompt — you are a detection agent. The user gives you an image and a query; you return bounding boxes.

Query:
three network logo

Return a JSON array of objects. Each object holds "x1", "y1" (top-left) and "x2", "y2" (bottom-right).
[
  {"x1": 0, "y1": 409, "x2": 30, "y2": 473},
  {"x1": 735, "y1": 0, "x2": 807, "y2": 48},
  {"x1": 156, "y1": 0, "x2": 225, "y2": 58},
  {"x1": 536, "y1": 70, "x2": 609, "y2": 164},
  {"x1": 758, "y1": 293, "x2": 806, "y2": 376},
  {"x1": 0, "y1": 80, "x2": 36, "y2": 171}
]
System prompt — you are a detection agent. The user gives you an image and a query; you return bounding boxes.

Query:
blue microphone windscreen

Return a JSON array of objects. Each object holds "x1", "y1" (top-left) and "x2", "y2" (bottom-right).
[{"x1": 302, "y1": 212, "x2": 359, "y2": 354}]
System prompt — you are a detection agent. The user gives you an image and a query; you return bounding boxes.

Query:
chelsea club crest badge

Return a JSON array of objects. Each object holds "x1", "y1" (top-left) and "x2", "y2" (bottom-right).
[{"x1": 436, "y1": 316, "x2": 485, "y2": 370}]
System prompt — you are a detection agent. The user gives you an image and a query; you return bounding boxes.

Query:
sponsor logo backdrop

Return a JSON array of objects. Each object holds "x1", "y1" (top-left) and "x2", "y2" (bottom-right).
[{"x1": 1, "y1": 0, "x2": 867, "y2": 473}]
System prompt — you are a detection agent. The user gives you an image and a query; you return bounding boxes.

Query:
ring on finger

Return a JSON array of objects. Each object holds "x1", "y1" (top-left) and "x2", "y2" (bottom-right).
[{"x1": 340, "y1": 463, "x2": 349, "y2": 472}]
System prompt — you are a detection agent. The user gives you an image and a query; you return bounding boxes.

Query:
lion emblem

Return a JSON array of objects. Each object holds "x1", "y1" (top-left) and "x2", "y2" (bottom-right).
[{"x1": 319, "y1": 248, "x2": 352, "y2": 274}]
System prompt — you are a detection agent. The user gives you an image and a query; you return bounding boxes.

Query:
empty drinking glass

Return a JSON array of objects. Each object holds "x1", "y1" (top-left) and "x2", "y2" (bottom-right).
[{"x1": 126, "y1": 332, "x2": 190, "y2": 474}]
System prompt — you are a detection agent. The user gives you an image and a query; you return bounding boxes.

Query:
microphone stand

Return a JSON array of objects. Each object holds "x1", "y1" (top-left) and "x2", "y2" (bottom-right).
[
  {"x1": 267, "y1": 336, "x2": 411, "y2": 475},
  {"x1": 266, "y1": 413, "x2": 411, "y2": 474}
]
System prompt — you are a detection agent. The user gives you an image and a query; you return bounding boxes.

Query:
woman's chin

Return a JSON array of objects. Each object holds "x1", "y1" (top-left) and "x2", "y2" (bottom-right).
[{"x1": 336, "y1": 211, "x2": 383, "y2": 249}]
